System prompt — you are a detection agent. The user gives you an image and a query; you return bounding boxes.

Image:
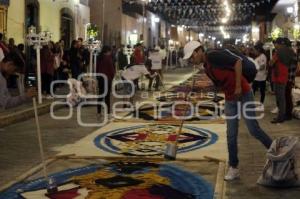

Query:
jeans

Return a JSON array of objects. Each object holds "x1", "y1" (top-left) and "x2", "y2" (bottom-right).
[
  {"x1": 252, "y1": 80, "x2": 266, "y2": 103},
  {"x1": 225, "y1": 91, "x2": 272, "y2": 167},
  {"x1": 41, "y1": 73, "x2": 53, "y2": 94},
  {"x1": 285, "y1": 82, "x2": 294, "y2": 118},
  {"x1": 97, "y1": 77, "x2": 112, "y2": 114},
  {"x1": 274, "y1": 83, "x2": 286, "y2": 120}
]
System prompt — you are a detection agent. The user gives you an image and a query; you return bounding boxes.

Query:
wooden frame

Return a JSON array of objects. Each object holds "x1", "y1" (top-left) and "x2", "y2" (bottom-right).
[{"x1": 0, "y1": 5, "x2": 7, "y2": 35}]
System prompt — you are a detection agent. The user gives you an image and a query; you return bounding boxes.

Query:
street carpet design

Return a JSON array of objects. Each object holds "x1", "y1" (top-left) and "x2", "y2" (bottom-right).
[
  {"x1": 130, "y1": 103, "x2": 223, "y2": 123},
  {"x1": 0, "y1": 162, "x2": 214, "y2": 199},
  {"x1": 166, "y1": 73, "x2": 216, "y2": 93},
  {"x1": 56, "y1": 123, "x2": 227, "y2": 160}
]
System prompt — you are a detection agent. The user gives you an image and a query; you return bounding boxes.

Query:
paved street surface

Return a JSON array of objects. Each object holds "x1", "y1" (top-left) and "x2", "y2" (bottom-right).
[
  {"x1": 0, "y1": 67, "x2": 300, "y2": 198},
  {"x1": 0, "y1": 67, "x2": 195, "y2": 186}
]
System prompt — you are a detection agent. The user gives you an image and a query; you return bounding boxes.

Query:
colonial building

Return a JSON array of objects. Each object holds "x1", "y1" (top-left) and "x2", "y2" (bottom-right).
[
  {"x1": 0, "y1": 0, "x2": 90, "y2": 47},
  {"x1": 89, "y1": 0, "x2": 167, "y2": 48}
]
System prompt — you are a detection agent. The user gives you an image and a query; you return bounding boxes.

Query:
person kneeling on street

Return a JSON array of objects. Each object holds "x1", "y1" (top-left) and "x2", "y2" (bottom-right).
[
  {"x1": 0, "y1": 52, "x2": 37, "y2": 110},
  {"x1": 120, "y1": 64, "x2": 157, "y2": 106}
]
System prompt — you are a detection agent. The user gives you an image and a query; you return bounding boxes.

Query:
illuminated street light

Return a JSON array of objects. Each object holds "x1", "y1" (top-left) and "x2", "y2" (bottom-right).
[
  {"x1": 221, "y1": 0, "x2": 231, "y2": 24},
  {"x1": 287, "y1": 6, "x2": 294, "y2": 14},
  {"x1": 252, "y1": 27, "x2": 259, "y2": 33},
  {"x1": 26, "y1": 27, "x2": 52, "y2": 104},
  {"x1": 154, "y1": 17, "x2": 160, "y2": 23}
]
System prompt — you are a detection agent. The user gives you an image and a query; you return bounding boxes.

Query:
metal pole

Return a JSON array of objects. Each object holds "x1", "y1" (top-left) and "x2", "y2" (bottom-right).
[
  {"x1": 175, "y1": 50, "x2": 178, "y2": 67},
  {"x1": 36, "y1": 47, "x2": 42, "y2": 104},
  {"x1": 89, "y1": 49, "x2": 93, "y2": 73},
  {"x1": 33, "y1": 98, "x2": 48, "y2": 181},
  {"x1": 93, "y1": 52, "x2": 97, "y2": 74},
  {"x1": 142, "y1": 2, "x2": 145, "y2": 43},
  {"x1": 102, "y1": 0, "x2": 105, "y2": 43}
]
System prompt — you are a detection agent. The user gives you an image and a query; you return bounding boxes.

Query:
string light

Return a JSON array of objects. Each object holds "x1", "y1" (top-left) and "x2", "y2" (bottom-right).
[{"x1": 221, "y1": 0, "x2": 231, "y2": 24}]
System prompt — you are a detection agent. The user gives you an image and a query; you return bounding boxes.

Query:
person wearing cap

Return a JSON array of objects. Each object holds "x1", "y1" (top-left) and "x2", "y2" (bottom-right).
[
  {"x1": 0, "y1": 52, "x2": 37, "y2": 110},
  {"x1": 183, "y1": 41, "x2": 272, "y2": 181},
  {"x1": 269, "y1": 37, "x2": 294, "y2": 123}
]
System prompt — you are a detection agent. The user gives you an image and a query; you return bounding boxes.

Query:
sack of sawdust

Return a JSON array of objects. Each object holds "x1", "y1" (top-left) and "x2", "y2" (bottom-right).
[
  {"x1": 293, "y1": 107, "x2": 300, "y2": 119},
  {"x1": 257, "y1": 137, "x2": 300, "y2": 188},
  {"x1": 292, "y1": 88, "x2": 300, "y2": 105}
]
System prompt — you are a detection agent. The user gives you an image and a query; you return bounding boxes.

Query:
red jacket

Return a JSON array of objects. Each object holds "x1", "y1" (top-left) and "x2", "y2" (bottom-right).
[
  {"x1": 134, "y1": 48, "x2": 144, "y2": 64},
  {"x1": 205, "y1": 63, "x2": 251, "y2": 101},
  {"x1": 96, "y1": 55, "x2": 116, "y2": 80},
  {"x1": 272, "y1": 53, "x2": 288, "y2": 84}
]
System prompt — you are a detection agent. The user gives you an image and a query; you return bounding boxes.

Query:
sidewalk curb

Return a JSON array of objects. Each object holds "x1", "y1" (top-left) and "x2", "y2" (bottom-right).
[{"x1": 0, "y1": 101, "x2": 65, "y2": 128}]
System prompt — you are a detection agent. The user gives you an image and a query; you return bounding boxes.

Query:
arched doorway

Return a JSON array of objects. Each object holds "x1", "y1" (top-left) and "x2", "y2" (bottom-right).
[
  {"x1": 25, "y1": 0, "x2": 39, "y2": 32},
  {"x1": 60, "y1": 8, "x2": 74, "y2": 49}
]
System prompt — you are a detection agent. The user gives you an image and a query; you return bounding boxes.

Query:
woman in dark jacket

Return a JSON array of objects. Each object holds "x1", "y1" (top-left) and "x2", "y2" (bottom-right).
[
  {"x1": 41, "y1": 43, "x2": 55, "y2": 95},
  {"x1": 96, "y1": 46, "x2": 116, "y2": 117},
  {"x1": 69, "y1": 40, "x2": 81, "y2": 79}
]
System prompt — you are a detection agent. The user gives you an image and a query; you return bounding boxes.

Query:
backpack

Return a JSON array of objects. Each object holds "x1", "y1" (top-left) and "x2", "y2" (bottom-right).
[
  {"x1": 207, "y1": 49, "x2": 257, "y2": 83},
  {"x1": 257, "y1": 136, "x2": 300, "y2": 187},
  {"x1": 226, "y1": 49, "x2": 258, "y2": 83}
]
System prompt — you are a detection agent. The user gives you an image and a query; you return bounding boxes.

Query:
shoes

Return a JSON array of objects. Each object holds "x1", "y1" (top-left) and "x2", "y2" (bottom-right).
[
  {"x1": 107, "y1": 113, "x2": 114, "y2": 121},
  {"x1": 271, "y1": 118, "x2": 285, "y2": 124},
  {"x1": 285, "y1": 115, "x2": 293, "y2": 121},
  {"x1": 271, "y1": 107, "x2": 279, "y2": 114},
  {"x1": 224, "y1": 167, "x2": 240, "y2": 181},
  {"x1": 255, "y1": 104, "x2": 265, "y2": 112},
  {"x1": 43, "y1": 94, "x2": 54, "y2": 99}
]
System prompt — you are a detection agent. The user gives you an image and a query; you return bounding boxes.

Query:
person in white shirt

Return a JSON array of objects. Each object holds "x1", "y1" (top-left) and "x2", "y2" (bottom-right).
[
  {"x1": 120, "y1": 64, "x2": 156, "y2": 105},
  {"x1": 121, "y1": 64, "x2": 157, "y2": 92},
  {"x1": 121, "y1": 64, "x2": 152, "y2": 81},
  {"x1": 148, "y1": 47, "x2": 164, "y2": 91},
  {"x1": 252, "y1": 43, "x2": 268, "y2": 106},
  {"x1": 159, "y1": 45, "x2": 167, "y2": 71}
]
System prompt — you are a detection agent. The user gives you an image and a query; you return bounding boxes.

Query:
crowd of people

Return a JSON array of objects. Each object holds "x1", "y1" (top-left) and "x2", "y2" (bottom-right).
[
  {"x1": 183, "y1": 37, "x2": 300, "y2": 181},
  {"x1": 222, "y1": 38, "x2": 299, "y2": 124},
  {"x1": 1, "y1": 33, "x2": 299, "y2": 127},
  {"x1": 0, "y1": 32, "x2": 170, "y2": 114}
]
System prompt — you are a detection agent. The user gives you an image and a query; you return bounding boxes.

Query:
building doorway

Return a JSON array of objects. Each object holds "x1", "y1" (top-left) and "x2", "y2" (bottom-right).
[
  {"x1": 60, "y1": 8, "x2": 74, "y2": 49},
  {"x1": 0, "y1": 6, "x2": 7, "y2": 35},
  {"x1": 25, "y1": 0, "x2": 39, "y2": 32}
]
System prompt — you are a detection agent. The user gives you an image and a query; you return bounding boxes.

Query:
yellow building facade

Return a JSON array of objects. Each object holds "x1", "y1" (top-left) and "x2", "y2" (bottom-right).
[{"x1": 2, "y1": 0, "x2": 90, "y2": 46}]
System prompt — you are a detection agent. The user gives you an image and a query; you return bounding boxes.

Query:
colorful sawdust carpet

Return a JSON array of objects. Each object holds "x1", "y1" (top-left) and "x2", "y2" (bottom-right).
[
  {"x1": 94, "y1": 124, "x2": 218, "y2": 156},
  {"x1": 0, "y1": 162, "x2": 214, "y2": 199}
]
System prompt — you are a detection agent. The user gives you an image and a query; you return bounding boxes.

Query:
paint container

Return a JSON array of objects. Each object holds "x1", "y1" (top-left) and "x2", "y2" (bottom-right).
[
  {"x1": 47, "y1": 177, "x2": 58, "y2": 194},
  {"x1": 164, "y1": 143, "x2": 177, "y2": 160}
]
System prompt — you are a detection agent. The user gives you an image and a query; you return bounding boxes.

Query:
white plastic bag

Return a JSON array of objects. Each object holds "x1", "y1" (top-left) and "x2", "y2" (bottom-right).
[{"x1": 292, "y1": 88, "x2": 300, "y2": 104}]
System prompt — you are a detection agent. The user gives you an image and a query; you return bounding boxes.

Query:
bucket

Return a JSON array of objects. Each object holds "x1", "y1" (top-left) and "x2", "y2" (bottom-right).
[{"x1": 164, "y1": 143, "x2": 177, "y2": 160}]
